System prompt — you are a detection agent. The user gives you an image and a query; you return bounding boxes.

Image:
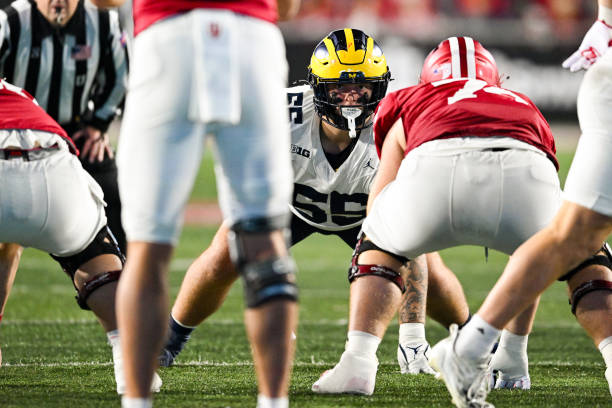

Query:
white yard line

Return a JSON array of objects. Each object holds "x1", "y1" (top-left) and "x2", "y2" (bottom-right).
[
  {"x1": 3, "y1": 360, "x2": 602, "y2": 368},
  {"x1": 2, "y1": 319, "x2": 583, "y2": 329}
]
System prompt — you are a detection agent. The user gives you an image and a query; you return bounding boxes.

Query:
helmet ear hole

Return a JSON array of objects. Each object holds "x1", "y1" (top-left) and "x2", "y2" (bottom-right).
[{"x1": 308, "y1": 28, "x2": 391, "y2": 133}]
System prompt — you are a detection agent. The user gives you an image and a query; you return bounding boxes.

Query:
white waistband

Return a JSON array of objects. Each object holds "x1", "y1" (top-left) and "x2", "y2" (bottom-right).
[
  {"x1": 411, "y1": 136, "x2": 544, "y2": 156},
  {"x1": 0, "y1": 129, "x2": 69, "y2": 151}
]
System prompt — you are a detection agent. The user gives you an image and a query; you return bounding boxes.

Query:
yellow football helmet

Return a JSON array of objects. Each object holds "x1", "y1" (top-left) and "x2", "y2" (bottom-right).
[{"x1": 307, "y1": 28, "x2": 391, "y2": 137}]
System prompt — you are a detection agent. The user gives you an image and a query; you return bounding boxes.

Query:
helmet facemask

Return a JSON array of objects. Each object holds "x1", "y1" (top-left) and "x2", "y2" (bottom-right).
[
  {"x1": 307, "y1": 29, "x2": 391, "y2": 138},
  {"x1": 310, "y1": 72, "x2": 389, "y2": 138}
]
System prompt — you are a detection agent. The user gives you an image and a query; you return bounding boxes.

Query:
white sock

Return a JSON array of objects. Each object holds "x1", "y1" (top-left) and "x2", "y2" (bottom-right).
[
  {"x1": 455, "y1": 314, "x2": 500, "y2": 364},
  {"x1": 399, "y1": 323, "x2": 426, "y2": 344},
  {"x1": 498, "y1": 329, "x2": 528, "y2": 354},
  {"x1": 345, "y1": 330, "x2": 381, "y2": 357},
  {"x1": 121, "y1": 397, "x2": 152, "y2": 408},
  {"x1": 107, "y1": 329, "x2": 120, "y2": 347},
  {"x1": 599, "y1": 336, "x2": 612, "y2": 367},
  {"x1": 256, "y1": 395, "x2": 288, "y2": 408}
]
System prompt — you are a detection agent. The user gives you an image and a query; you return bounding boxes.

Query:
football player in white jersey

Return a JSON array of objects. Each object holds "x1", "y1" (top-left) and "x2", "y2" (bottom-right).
[
  {"x1": 431, "y1": 2, "x2": 612, "y2": 406},
  {"x1": 158, "y1": 28, "x2": 475, "y2": 389}
]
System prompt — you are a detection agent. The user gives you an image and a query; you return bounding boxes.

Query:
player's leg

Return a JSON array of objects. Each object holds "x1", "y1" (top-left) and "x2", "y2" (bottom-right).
[
  {"x1": 460, "y1": 203, "x2": 612, "y2": 374},
  {"x1": 424, "y1": 252, "x2": 470, "y2": 329},
  {"x1": 396, "y1": 254, "x2": 437, "y2": 375},
  {"x1": 0, "y1": 243, "x2": 22, "y2": 320},
  {"x1": 161, "y1": 214, "x2": 315, "y2": 367},
  {"x1": 210, "y1": 14, "x2": 297, "y2": 405},
  {"x1": 159, "y1": 222, "x2": 237, "y2": 366},
  {"x1": 316, "y1": 146, "x2": 460, "y2": 393},
  {"x1": 561, "y1": 246, "x2": 612, "y2": 395},
  {"x1": 312, "y1": 235, "x2": 410, "y2": 395},
  {"x1": 0, "y1": 243, "x2": 22, "y2": 365},
  {"x1": 397, "y1": 252, "x2": 471, "y2": 376},
  {"x1": 116, "y1": 12, "x2": 208, "y2": 404}
]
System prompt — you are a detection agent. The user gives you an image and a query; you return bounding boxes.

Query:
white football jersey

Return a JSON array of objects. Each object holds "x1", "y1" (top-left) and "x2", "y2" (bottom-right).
[{"x1": 287, "y1": 85, "x2": 379, "y2": 231}]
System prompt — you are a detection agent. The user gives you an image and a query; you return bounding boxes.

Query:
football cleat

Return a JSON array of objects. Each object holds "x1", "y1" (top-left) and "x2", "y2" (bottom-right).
[
  {"x1": 430, "y1": 324, "x2": 494, "y2": 408},
  {"x1": 159, "y1": 347, "x2": 177, "y2": 367},
  {"x1": 312, "y1": 350, "x2": 378, "y2": 395},
  {"x1": 397, "y1": 341, "x2": 437, "y2": 375}
]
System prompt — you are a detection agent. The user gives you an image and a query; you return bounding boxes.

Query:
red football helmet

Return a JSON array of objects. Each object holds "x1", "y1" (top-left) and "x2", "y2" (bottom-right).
[{"x1": 419, "y1": 36, "x2": 500, "y2": 86}]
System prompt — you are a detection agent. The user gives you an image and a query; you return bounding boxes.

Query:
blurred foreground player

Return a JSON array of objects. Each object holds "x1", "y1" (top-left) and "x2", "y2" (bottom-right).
[{"x1": 112, "y1": 0, "x2": 301, "y2": 407}]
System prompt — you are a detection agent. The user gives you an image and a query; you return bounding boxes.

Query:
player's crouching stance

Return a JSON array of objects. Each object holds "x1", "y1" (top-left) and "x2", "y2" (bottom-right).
[
  {"x1": 347, "y1": 36, "x2": 562, "y2": 407},
  {"x1": 432, "y1": 5, "x2": 612, "y2": 405},
  {"x1": 0, "y1": 79, "x2": 161, "y2": 394}
]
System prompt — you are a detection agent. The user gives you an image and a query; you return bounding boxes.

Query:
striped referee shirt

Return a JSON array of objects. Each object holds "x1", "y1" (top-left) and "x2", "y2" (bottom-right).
[{"x1": 0, "y1": 0, "x2": 127, "y2": 132}]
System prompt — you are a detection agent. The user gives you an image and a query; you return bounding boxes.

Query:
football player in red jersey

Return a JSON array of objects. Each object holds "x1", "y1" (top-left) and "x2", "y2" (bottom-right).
[
  {"x1": 316, "y1": 35, "x2": 565, "y2": 405},
  {"x1": 433, "y1": 2, "x2": 612, "y2": 406},
  {"x1": 107, "y1": 1, "x2": 301, "y2": 408},
  {"x1": 0, "y1": 79, "x2": 162, "y2": 393}
]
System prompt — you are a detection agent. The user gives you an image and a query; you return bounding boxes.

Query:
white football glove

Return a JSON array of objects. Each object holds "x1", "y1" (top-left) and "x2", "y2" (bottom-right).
[
  {"x1": 562, "y1": 20, "x2": 612, "y2": 72},
  {"x1": 397, "y1": 341, "x2": 437, "y2": 375},
  {"x1": 488, "y1": 343, "x2": 531, "y2": 390}
]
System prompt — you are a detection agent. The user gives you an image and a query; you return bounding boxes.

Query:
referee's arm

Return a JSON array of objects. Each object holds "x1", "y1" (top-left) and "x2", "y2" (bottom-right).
[
  {"x1": 0, "y1": 9, "x2": 11, "y2": 71},
  {"x1": 87, "y1": 9, "x2": 128, "y2": 132}
]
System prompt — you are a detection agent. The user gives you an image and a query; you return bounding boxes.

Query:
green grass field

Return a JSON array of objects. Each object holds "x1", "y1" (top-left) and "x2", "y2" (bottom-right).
[{"x1": 2, "y1": 150, "x2": 611, "y2": 407}]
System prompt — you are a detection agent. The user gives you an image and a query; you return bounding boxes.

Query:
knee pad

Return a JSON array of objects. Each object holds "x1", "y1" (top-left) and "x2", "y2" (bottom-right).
[
  {"x1": 50, "y1": 225, "x2": 124, "y2": 309},
  {"x1": 570, "y1": 280, "x2": 612, "y2": 315},
  {"x1": 227, "y1": 215, "x2": 290, "y2": 267},
  {"x1": 239, "y1": 256, "x2": 298, "y2": 308},
  {"x1": 562, "y1": 243, "x2": 612, "y2": 314},
  {"x1": 228, "y1": 215, "x2": 297, "y2": 308},
  {"x1": 76, "y1": 270, "x2": 121, "y2": 310},
  {"x1": 347, "y1": 232, "x2": 408, "y2": 293},
  {"x1": 559, "y1": 242, "x2": 612, "y2": 282}
]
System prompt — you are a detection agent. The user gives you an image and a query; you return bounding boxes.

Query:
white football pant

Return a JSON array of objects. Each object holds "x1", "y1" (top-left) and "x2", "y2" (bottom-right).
[
  {"x1": 564, "y1": 48, "x2": 612, "y2": 217},
  {"x1": 0, "y1": 129, "x2": 107, "y2": 256},
  {"x1": 118, "y1": 9, "x2": 293, "y2": 244},
  {"x1": 363, "y1": 136, "x2": 561, "y2": 258}
]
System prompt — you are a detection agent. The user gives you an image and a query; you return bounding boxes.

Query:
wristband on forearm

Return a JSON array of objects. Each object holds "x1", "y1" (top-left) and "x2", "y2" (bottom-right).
[{"x1": 599, "y1": 5, "x2": 612, "y2": 28}]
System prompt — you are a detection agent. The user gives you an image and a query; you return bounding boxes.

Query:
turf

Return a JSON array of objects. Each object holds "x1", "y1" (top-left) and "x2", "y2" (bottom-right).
[{"x1": 1, "y1": 150, "x2": 610, "y2": 407}]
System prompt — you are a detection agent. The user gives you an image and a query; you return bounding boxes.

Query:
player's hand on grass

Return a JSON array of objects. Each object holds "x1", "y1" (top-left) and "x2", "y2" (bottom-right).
[
  {"x1": 72, "y1": 126, "x2": 114, "y2": 163},
  {"x1": 489, "y1": 343, "x2": 531, "y2": 390},
  {"x1": 397, "y1": 341, "x2": 437, "y2": 375}
]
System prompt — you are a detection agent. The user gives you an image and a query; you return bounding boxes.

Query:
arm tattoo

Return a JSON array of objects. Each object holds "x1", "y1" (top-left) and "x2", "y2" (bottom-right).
[{"x1": 399, "y1": 255, "x2": 428, "y2": 323}]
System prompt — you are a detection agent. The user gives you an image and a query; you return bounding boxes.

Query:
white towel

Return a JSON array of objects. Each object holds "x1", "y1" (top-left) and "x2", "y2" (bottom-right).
[{"x1": 188, "y1": 10, "x2": 241, "y2": 125}]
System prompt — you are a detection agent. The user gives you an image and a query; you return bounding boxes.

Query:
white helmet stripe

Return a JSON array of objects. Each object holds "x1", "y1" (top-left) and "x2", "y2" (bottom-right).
[
  {"x1": 448, "y1": 37, "x2": 461, "y2": 79},
  {"x1": 465, "y1": 37, "x2": 476, "y2": 78}
]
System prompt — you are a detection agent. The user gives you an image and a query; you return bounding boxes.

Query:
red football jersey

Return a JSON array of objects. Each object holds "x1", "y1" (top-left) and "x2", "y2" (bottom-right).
[
  {"x1": 0, "y1": 80, "x2": 77, "y2": 154},
  {"x1": 373, "y1": 78, "x2": 558, "y2": 169},
  {"x1": 134, "y1": 0, "x2": 278, "y2": 36}
]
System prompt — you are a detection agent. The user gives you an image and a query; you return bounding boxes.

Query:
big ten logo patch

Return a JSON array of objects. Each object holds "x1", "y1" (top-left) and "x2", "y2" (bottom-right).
[
  {"x1": 291, "y1": 144, "x2": 310, "y2": 158},
  {"x1": 287, "y1": 92, "x2": 303, "y2": 124}
]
